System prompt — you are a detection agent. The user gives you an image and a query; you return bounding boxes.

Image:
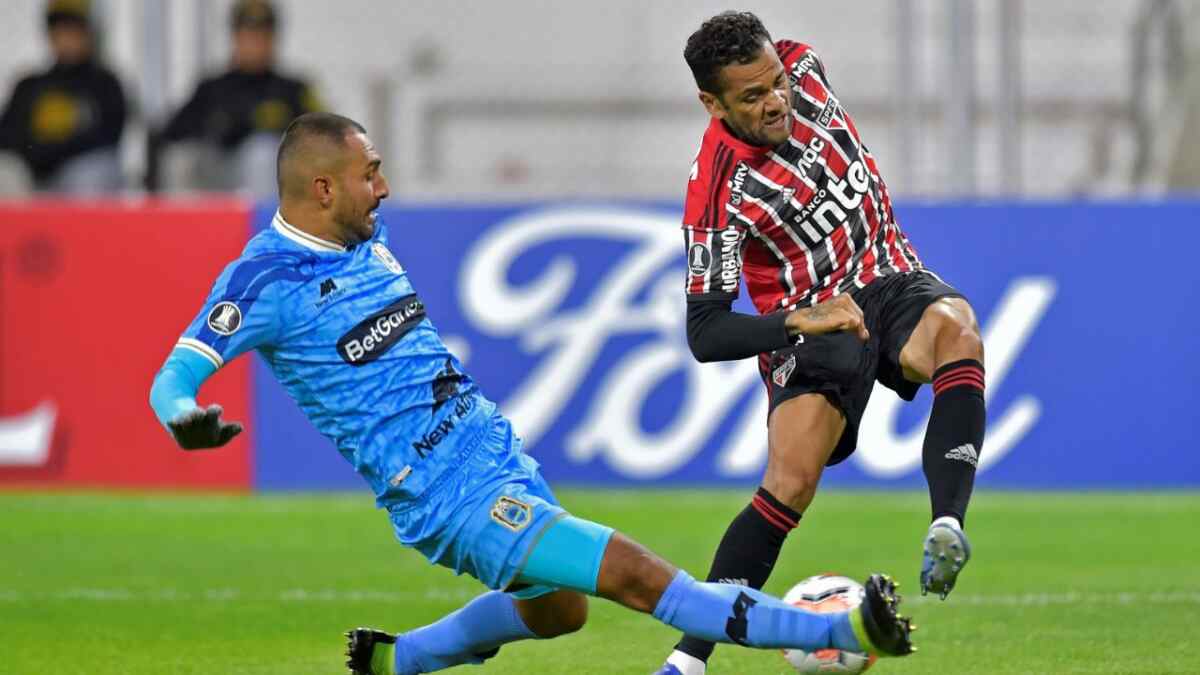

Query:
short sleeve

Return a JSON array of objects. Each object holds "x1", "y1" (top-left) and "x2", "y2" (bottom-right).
[{"x1": 175, "y1": 257, "x2": 293, "y2": 369}]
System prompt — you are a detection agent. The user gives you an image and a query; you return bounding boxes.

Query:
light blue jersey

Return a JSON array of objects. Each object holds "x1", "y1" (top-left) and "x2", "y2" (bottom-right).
[
  {"x1": 172, "y1": 212, "x2": 495, "y2": 507},
  {"x1": 152, "y1": 211, "x2": 609, "y2": 595}
]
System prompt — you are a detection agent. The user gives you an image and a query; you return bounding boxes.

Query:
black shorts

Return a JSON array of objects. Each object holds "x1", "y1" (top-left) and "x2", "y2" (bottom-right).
[{"x1": 757, "y1": 271, "x2": 964, "y2": 466}]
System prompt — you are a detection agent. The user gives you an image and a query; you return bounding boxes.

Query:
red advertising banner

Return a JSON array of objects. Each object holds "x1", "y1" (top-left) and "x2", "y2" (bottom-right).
[{"x1": 0, "y1": 200, "x2": 253, "y2": 489}]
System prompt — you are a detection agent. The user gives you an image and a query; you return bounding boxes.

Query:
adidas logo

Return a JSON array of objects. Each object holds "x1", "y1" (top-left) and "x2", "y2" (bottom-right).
[{"x1": 944, "y1": 443, "x2": 979, "y2": 467}]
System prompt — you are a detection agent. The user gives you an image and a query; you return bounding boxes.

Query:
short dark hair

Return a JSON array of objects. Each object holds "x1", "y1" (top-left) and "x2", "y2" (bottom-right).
[
  {"x1": 231, "y1": 0, "x2": 277, "y2": 31},
  {"x1": 276, "y1": 112, "x2": 366, "y2": 194},
  {"x1": 684, "y1": 11, "x2": 774, "y2": 95}
]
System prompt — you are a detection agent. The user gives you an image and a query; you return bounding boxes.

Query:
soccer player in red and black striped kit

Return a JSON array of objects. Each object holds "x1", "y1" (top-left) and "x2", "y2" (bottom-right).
[{"x1": 657, "y1": 12, "x2": 986, "y2": 675}]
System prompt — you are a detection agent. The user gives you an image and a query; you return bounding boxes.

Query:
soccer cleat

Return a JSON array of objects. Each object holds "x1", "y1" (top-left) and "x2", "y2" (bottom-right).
[
  {"x1": 345, "y1": 628, "x2": 396, "y2": 675},
  {"x1": 850, "y1": 574, "x2": 915, "y2": 657},
  {"x1": 651, "y1": 665, "x2": 685, "y2": 675},
  {"x1": 920, "y1": 519, "x2": 972, "y2": 599}
]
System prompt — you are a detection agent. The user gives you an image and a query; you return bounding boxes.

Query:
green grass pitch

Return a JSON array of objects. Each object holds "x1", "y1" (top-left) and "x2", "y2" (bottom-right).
[{"x1": 1, "y1": 490, "x2": 1197, "y2": 674}]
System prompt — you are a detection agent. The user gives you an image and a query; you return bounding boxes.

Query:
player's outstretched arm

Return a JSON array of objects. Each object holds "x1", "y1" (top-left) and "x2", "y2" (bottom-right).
[{"x1": 149, "y1": 348, "x2": 243, "y2": 451}]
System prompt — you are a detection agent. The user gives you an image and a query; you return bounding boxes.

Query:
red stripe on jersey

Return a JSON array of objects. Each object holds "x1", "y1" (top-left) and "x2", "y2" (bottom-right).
[{"x1": 701, "y1": 145, "x2": 732, "y2": 229}]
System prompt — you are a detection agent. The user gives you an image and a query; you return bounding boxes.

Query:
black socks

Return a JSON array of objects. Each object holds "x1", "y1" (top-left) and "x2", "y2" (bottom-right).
[{"x1": 922, "y1": 359, "x2": 986, "y2": 525}]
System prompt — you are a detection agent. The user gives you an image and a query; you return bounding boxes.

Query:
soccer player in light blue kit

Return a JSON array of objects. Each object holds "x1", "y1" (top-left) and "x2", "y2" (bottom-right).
[{"x1": 149, "y1": 113, "x2": 916, "y2": 674}]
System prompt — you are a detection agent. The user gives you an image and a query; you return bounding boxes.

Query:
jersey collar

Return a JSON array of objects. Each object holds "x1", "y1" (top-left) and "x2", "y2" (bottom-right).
[
  {"x1": 707, "y1": 116, "x2": 777, "y2": 160},
  {"x1": 272, "y1": 211, "x2": 348, "y2": 253}
]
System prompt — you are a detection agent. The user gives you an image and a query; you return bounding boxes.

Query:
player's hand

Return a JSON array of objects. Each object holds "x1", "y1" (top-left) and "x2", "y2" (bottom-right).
[
  {"x1": 785, "y1": 295, "x2": 870, "y2": 341},
  {"x1": 167, "y1": 404, "x2": 243, "y2": 450}
]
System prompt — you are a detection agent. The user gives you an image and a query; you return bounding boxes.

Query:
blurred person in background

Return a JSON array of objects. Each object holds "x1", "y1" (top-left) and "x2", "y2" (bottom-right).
[
  {"x1": 0, "y1": 0, "x2": 126, "y2": 194},
  {"x1": 153, "y1": 0, "x2": 321, "y2": 196}
]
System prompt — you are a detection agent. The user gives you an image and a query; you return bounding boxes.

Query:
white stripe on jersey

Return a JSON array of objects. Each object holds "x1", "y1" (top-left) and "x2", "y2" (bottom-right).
[{"x1": 177, "y1": 338, "x2": 223, "y2": 369}]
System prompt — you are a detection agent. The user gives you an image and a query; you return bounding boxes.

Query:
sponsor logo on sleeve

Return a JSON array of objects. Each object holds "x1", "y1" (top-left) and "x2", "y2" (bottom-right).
[
  {"x1": 718, "y1": 228, "x2": 744, "y2": 293},
  {"x1": 729, "y1": 162, "x2": 748, "y2": 206},
  {"x1": 791, "y1": 52, "x2": 819, "y2": 80},
  {"x1": 207, "y1": 302, "x2": 243, "y2": 335},
  {"x1": 337, "y1": 294, "x2": 426, "y2": 365}
]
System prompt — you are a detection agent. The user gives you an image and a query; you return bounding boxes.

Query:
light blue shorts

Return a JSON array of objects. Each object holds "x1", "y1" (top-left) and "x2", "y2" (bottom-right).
[{"x1": 388, "y1": 414, "x2": 568, "y2": 597}]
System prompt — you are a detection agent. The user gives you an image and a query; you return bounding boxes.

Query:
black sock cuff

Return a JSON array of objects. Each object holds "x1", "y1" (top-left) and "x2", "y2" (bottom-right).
[
  {"x1": 752, "y1": 487, "x2": 801, "y2": 533},
  {"x1": 932, "y1": 359, "x2": 985, "y2": 396}
]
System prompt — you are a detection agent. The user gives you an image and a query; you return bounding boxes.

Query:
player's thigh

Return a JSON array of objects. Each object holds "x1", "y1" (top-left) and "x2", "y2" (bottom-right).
[
  {"x1": 763, "y1": 393, "x2": 846, "y2": 510},
  {"x1": 898, "y1": 296, "x2": 981, "y2": 382}
]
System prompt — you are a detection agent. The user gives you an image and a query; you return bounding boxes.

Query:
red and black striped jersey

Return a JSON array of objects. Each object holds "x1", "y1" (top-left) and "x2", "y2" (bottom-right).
[{"x1": 682, "y1": 40, "x2": 922, "y2": 315}]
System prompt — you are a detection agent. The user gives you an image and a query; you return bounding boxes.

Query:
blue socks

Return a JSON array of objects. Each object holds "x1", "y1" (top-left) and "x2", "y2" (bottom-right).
[
  {"x1": 392, "y1": 571, "x2": 863, "y2": 673},
  {"x1": 651, "y1": 570, "x2": 862, "y2": 652},
  {"x1": 393, "y1": 591, "x2": 536, "y2": 674}
]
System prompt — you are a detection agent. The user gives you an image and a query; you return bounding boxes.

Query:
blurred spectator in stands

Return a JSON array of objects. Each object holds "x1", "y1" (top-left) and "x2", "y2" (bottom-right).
[
  {"x1": 0, "y1": 0, "x2": 126, "y2": 194},
  {"x1": 155, "y1": 0, "x2": 321, "y2": 196}
]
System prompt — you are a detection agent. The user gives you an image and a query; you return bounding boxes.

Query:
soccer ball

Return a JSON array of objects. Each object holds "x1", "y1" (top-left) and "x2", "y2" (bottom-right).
[{"x1": 781, "y1": 574, "x2": 877, "y2": 674}]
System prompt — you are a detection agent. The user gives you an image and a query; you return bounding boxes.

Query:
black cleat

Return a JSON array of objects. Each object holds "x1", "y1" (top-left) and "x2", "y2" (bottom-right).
[
  {"x1": 345, "y1": 627, "x2": 395, "y2": 675},
  {"x1": 856, "y1": 574, "x2": 915, "y2": 657}
]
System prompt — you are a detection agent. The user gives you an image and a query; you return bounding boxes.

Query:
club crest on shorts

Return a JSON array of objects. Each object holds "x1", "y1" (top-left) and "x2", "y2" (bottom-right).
[
  {"x1": 371, "y1": 243, "x2": 404, "y2": 275},
  {"x1": 490, "y1": 495, "x2": 532, "y2": 532},
  {"x1": 688, "y1": 242, "x2": 712, "y2": 275},
  {"x1": 206, "y1": 301, "x2": 242, "y2": 335},
  {"x1": 773, "y1": 352, "x2": 797, "y2": 387}
]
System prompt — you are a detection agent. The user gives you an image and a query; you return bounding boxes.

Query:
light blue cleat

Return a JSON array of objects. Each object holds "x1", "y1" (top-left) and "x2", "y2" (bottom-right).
[
  {"x1": 652, "y1": 666, "x2": 684, "y2": 675},
  {"x1": 920, "y1": 519, "x2": 971, "y2": 599}
]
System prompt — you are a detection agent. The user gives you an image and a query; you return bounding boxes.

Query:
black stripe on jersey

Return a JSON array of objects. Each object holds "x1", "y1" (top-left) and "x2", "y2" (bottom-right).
[{"x1": 705, "y1": 145, "x2": 735, "y2": 229}]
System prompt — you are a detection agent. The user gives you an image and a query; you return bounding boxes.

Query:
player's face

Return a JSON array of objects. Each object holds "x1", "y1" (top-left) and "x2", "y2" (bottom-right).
[
  {"x1": 700, "y1": 41, "x2": 792, "y2": 147},
  {"x1": 333, "y1": 132, "x2": 390, "y2": 244}
]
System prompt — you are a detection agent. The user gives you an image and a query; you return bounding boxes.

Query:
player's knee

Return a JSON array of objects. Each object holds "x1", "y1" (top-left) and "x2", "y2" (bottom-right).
[
  {"x1": 931, "y1": 300, "x2": 984, "y2": 364},
  {"x1": 763, "y1": 467, "x2": 820, "y2": 513}
]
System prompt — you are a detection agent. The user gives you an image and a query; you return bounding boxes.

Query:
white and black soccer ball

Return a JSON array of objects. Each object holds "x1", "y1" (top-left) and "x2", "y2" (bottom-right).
[{"x1": 781, "y1": 574, "x2": 877, "y2": 674}]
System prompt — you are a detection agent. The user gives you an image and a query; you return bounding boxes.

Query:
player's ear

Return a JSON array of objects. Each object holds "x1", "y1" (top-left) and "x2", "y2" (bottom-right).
[
  {"x1": 313, "y1": 175, "x2": 334, "y2": 207},
  {"x1": 699, "y1": 90, "x2": 726, "y2": 120}
]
